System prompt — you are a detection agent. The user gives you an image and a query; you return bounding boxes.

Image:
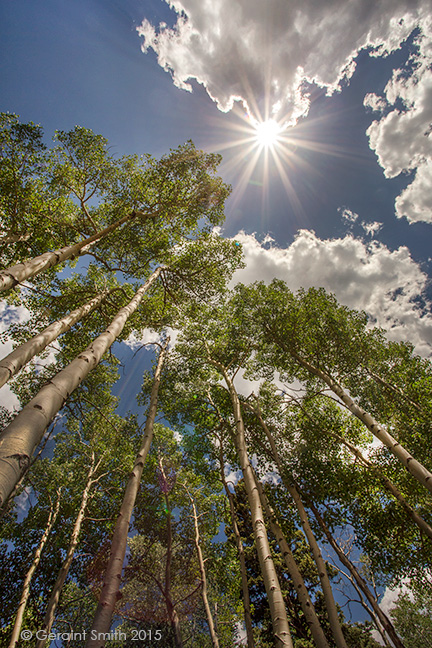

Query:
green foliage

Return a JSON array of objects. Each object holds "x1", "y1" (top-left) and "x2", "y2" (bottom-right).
[{"x1": 390, "y1": 570, "x2": 432, "y2": 648}]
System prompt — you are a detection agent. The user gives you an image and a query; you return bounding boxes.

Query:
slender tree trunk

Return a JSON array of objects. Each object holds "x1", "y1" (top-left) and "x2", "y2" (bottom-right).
[
  {"x1": 0, "y1": 209, "x2": 154, "y2": 292},
  {"x1": 8, "y1": 488, "x2": 62, "y2": 648},
  {"x1": 308, "y1": 500, "x2": 406, "y2": 648},
  {"x1": 289, "y1": 484, "x2": 349, "y2": 648},
  {"x1": 160, "y1": 458, "x2": 183, "y2": 648},
  {"x1": 86, "y1": 342, "x2": 168, "y2": 647},
  {"x1": 284, "y1": 345, "x2": 432, "y2": 495},
  {"x1": 210, "y1": 359, "x2": 293, "y2": 648},
  {"x1": 0, "y1": 267, "x2": 162, "y2": 506},
  {"x1": 218, "y1": 445, "x2": 255, "y2": 648},
  {"x1": 245, "y1": 400, "x2": 348, "y2": 648},
  {"x1": 184, "y1": 485, "x2": 219, "y2": 648},
  {"x1": 0, "y1": 289, "x2": 112, "y2": 389},
  {"x1": 253, "y1": 475, "x2": 331, "y2": 648},
  {"x1": 36, "y1": 456, "x2": 98, "y2": 648},
  {"x1": 333, "y1": 432, "x2": 432, "y2": 541}
]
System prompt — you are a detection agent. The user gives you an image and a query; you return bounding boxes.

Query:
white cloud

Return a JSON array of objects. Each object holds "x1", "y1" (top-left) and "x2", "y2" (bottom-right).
[
  {"x1": 125, "y1": 327, "x2": 179, "y2": 350},
  {"x1": 232, "y1": 230, "x2": 432, "y2": 356},
  {"x1": 339, "y1": 207, "x2": 359, "y2": 224},
  {"x1": 363, "y1": 93, "x2": 388, "y2": 113},
  {"x1": 361, "y1": 220, "x2": 383, "y2": 236},
  {"x1": 365, "y1": 19, "x2": 432, "y2": 223},
  {"x1": 138, "y1": 1, "x2": 428, "y2": 124},
  {"x1": 0, "y1": 302, "x2": 30, "y2": 413}
]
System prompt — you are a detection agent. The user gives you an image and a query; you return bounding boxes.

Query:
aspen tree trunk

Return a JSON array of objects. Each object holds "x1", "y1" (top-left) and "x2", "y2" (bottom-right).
[
  {"x1": 86, "y1": 341, "x2": 168, "y2": 647},
  {"x1": 0, "y1": 289, "x2": 112, "y2": 389},
  {"x1": 285, "y1": 346, "x2": 432, "y2": 495},
  {"x1": 246, "y1": 402, "x2": 347, "y2": 648},
  {"x1": 210, "y1": 360, "x2": 293, "y2": 648},
  {"x1": 253, "y1": 475, "x2": 330, "y2": 648},
  {"x1": 160, "y1": 458, "x2": 184, "y2": 648},
  {"x1": 0, "y1": 267, "x2": 162, "y2": 506},
  {"x1": 218, "y1": 445, "x2": 255, "y2": 648},
  {"x1": 184, "y1": 485, "x2": 219, "y2": 648},
  {"x1": 8, "y1": 488, "x2": 62, "y2": 648},
  {"x1": 308, "y1": 500, "x2": 406, "y2": 648},
  {"x1": 333, "y1": 432, "x2": 432, "y2": 541},
  {"x1": 289, "y1": 485, "x2": 349, "y2": 648},
  {"x1": 0, "y1": 209, "x2": 154, "y2": 292},
  {"x1": 36, "y1": 455, "x2": 99, "y2": 648}
]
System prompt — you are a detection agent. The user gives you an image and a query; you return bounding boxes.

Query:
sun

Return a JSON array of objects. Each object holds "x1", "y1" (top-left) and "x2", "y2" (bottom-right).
[{"x1": 254, "y1": 119, "x2": 282, "y2": 148}]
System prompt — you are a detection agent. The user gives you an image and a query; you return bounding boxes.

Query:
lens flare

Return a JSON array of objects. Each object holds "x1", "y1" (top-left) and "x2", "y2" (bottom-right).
[{"x1": 254, "y1": 119, "x2": 281, "y2": 148}]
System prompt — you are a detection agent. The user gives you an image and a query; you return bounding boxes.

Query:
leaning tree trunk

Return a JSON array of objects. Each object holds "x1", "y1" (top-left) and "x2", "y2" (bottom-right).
[
  {"x1": 218, "y1": 444, "x2": 255, "y2": 648},
  {"x1": 0, "y1": 267, "x2": 162, "y2": 506},
  {"x1": 284, "y1": 345, "x2": 432, "y2": 495},
  {"x1": 86, "y1": 341, "x2": 168, "y2": 648},
  {"x1": 36, "y1": 456, "x2": 99, "y2": 648},
  {"x1": 253, "y1": 475, "x2": 330, "y2": 648},
  {"x1": 184, "y1": 485, "x2": 219, "y2": 648},
  {"x1": 0, "y1": 288, "x2": 112, "y2": 389},
  {"x1": 0, "y1": 209, "x2": 155, "y2": 292},
  {"x1": 210, "y1": 359, "x2": 293, "y2": 648},
  {"x1": 8, "y1": 488, "x2": 62, "y2": 648},
  {"x1": 331, "y1": 430, "x2": 432, "y2": 541},
  {"x1": 245, "y1": 401, "x2": 348, "y2": 648},
  {"x1": 308, "y1": 499, "x2": 406, "y2": 648}
]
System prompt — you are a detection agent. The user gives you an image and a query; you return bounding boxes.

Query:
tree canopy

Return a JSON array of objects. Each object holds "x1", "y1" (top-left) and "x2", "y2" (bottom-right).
[{"x1": 0, "y1": 114, "x2": 429, "y2": 648}]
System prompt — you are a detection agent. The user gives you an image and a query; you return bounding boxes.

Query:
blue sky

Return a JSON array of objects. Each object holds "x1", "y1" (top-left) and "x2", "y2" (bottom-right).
[
  {"x1": 2, "y1": 0, "x2": 431, "y2": 360},
  {"x1": 1, "y1": 0, "x2": 432, "y2": 631}
]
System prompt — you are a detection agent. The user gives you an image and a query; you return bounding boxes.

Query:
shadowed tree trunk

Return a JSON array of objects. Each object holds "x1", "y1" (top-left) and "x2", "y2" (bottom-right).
[
  {"x1": 218, "y1": 443, "x2": 255, "y2": 648},
  {"x1": 307, "y1": 498, "x2": 406, "y2": 648},
  {"x1": 253, "y1": 474, "x2": 331, "y2": 648},
  {"x1": 183, "y1": 483, "x2": 219, "y2": 648},
  {"x1": 86, "y1": 341, "x2": 168, "y2": 647},
  {"x1": 245, "y1": 400, "x2": 348, "y2": 648},
  {"x1": 8, "y1": 488, "x2": 62, "y2": 648},
  {"x1": 0, "y1": 267, "x2": 162, "y2": 506},
  {"x1": 36, "y1": 454, "x2": 101, "y2": 648}
]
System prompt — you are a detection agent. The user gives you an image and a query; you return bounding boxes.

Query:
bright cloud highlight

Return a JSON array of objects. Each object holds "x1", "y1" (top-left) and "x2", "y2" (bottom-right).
[{"x1": 137, "y1": 1, "x2": 428, "y2": 124}]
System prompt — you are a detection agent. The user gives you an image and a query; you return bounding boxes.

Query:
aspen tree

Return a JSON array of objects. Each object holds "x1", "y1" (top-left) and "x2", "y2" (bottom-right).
[
  {"x1": 0, "y1": 288, "x2": 113, "y2": 388},
  {"x1": 0, "y1": 267, "x2": 162, "y2": 505},
  {"x1": 36, "y1": 453, "x2": 103, "y2": 648},
  {"x1": 183, "y1": 483, "x2": 219, "y2": 648},
  {"x1": 218, "y1": 442, "x2": 255, "y2": 648},
  {"x1": 208, "y1": 356, "x2": 293, "y2": 648},
  {"x1": 7, "y1": 488, "x2": 62, "y2": 648},
  {"x1": 308, "y1": 499, "x2": 406, "y2": 648},
  {"x1": 242, "y1": 398, "x2": 348, "y2": 648},
  {"x1": 86, "y1": 341, "x2": 168, "y2": 647}
]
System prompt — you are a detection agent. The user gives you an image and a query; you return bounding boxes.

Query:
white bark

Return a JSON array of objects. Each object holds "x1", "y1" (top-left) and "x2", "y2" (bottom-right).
[
  {"x1": 0, "y1": 290, "x2": 110, "y2": 389},
  {"x1": 8, "y1": 488, "x2": 62, "y2": 648},
  {"x1": 86, "y1": 342, "x2": 168, "y2": 647},
  {"x1": 254, "y1": 476, "x2": 331, "y2": 648},
  {"x1": 211, "y1": 360, "x2": 293, "y2": 648},
  {"x1": 36, "y1": 457, "x2": 98, "y2": 648},
  {"x1": 0, "y1": 267, "x2": 162, "y2": 505},
  {"x1": 0, "y1": 209, "x2": 152, "y2": 292},
  {"x1": 290, "y1": 349, "x2": 432, "y2": 495}
]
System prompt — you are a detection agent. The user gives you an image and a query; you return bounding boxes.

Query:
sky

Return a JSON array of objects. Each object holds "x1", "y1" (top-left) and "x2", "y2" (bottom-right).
[{"x1": 1, "y1": 0, "x2": 432, "y2": 631}]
